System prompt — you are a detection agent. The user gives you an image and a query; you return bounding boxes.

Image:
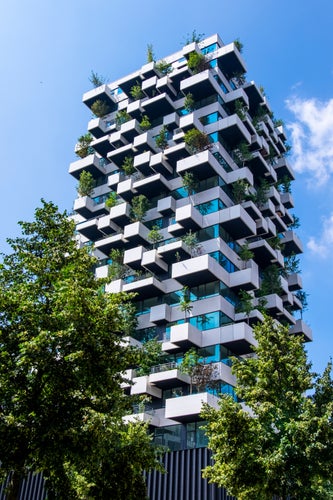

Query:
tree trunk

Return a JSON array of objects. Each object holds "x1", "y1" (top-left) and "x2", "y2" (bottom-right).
[{"x1": 6, "y1": 470, "x2": 21, "y2": 500}]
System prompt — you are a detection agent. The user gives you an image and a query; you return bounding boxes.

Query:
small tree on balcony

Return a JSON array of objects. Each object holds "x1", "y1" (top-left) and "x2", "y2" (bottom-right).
[
  {"x1": 91, "y1": 99, "x2": 112, "y2": 118},
  {"x1": 257, "y1": 264, "x2": 283, "y2": 297},
  {"x1": 179, "y1": 286, "x2": 193, "y2": 323},
  {"x1": 76, "y1": 133, "x2": 93, "y2": 159},
  {"x1": 121, "y1": 156, "x2": 135, "y2": 176},
  {"x1": 181, "y1": 348, "x2": 218, "y2": 394},
  {"x1": 233, "y1": 38, "x2": 244, "y2": 53},
  {"x1": 139, "y1": 114, "x2": 151, "y2": 131},
  {"x1": 136, "y1": 338, "x2": 164, "y2": 376},
  {"x1": 184, "y1": 30, "x2": 205, "y2": 45},
  {"x1": 130, "y1": 83, "x2": 144, "y2": 101},
  {"x1": 77, "y1": 170, "x2": 95, "y2": 197},
  {"x1": 108, "y1": 249, "x2": 130, "y2": 281},
  {"x1": 231, "y1": 178, "x2": 250, "y2": 204},
  {"x1": 89, "y1": 70, "x2": 106, "y2": 88},
  {"x1": 182, "y1": 229, "x2": 201, "y2": 257},
  {"x1": 233, "y1": 141, "x2": 252, "y2": 166},
  {"x1": 235, "y1": 289, "x2": 253, "y2": 324},
  {"x1": 105, "y1": 191, "x2": 118, "y2": 210},
  {"x1": 148, "y1": 225, "x2": 163, "y2": 249},
  {"x1": 234, "y1": 99, "x2": 247, "y2": 120},
  {"x1": 184, "y1": 92, "x2": 195, "y2": 113},
  {"x1": 187, "y1": 51, "x2": 210, "y2": 74},
  {"x1": 130, "y1": 195, "x2": 150, "y2": 222},
  {"x1": 184, "y1": 128, "x2": 210, "y2": 154},
  {"x1": 155, "y1": 126, "x2": 169, "y2": 150},
  {"x1": 146, "y1": 43, "x2": 155, "y2": 63},
  {"x1": 182, "y1": 171, "x2": 198, "y2": 200},
  {"x1": 115, "y1": 110, "x2": 132, "y2": 127},
  {"x1": 155, "y1": 60, "x2": 172, "y2": 75}
]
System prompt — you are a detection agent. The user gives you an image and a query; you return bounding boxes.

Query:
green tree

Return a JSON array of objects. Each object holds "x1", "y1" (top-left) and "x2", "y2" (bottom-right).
[
  {"x1": 90, "y1": 99, "x2": 111, "y2": 117},
  {"x1": 121, "y1": 155, "x2": 135, "y2": 176},
  {"x1": 182, "y1": 229, "x2": 201, "y2": 257},
  {"x1": 182, "y1": 171, "x2": 198, "y2": 198},
  {"x1": 76, "y1": 133, "x2": 93, "y2": 159},
  {"x1": 233, "y1": 38, "x2": 244, "y2": 53},
  {"x1": 184, "y1": 128, "x2": 210, "y2": 154},
  {"x1": 231, "y1": 178, "x2": 249, "y2": 204},
  {"x1": 115, "y1": 110, "x2": 132, "y2": 127},
  {"x1": 146, "y1": 43, "x2": 155, "y2": 63},
  {"x1": 237, "y1": 242, "x2": 254, "y2": 264},
  {"x1": 180, "y1": 347, "x2": 218, "y2": 395},
  {"x1": 89, "y1": 70, "x2": 106, "y2": 88},
  {"x1": 235, "y1": 289, "x2": 253, "y2": 324},
  {"x1": 184, "y1": 92, "x2": 195, "y2": 112},
  {"x1": 0, "y1": 201, "x2": 160, "y2": 499},
  {"x1": 155, "y1": 60, "x2": 172, "y2": 75},
  {"x1": 202, "y1": 316, "x2": 333, "y2": 499},
  {"x1": 130, "y1": 83, "x2": 144, "y2": 101},
  {"x1": 148, "y1": 225, "x2": 163, "y2": 249},
  {"x1": 130, "y1": 195, "x2": 150, "y2": 221},
  {"x1": 187, "y1": 52, "x2": 209, "y2": 74},
  {"x1": 77, "y1": 170, "x2": 95, "y2": 197},
  {"x1": 184, "y1": 30, "x2": 205, "y2": 45},
  {"x1": 105, "y1": 191, "x2": 118, "y2": 209},
  {"x1": 139, "y1": 114, "x2": 151, "y2": 131},
  {"x1": 179, "y1": 286, "x2": 193, "y2": 323},
  {"x1": 136, "y1": 338, "x2": 164, "y2": 376},
  {"x1": 155, "y1": 126, "x2": 168, "y2": 150}
]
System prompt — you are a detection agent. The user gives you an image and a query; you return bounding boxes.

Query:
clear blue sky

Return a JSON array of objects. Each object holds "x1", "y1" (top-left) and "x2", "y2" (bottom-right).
[{"x1": 1, "y1": 0, "x2": 333, "y2": 374}]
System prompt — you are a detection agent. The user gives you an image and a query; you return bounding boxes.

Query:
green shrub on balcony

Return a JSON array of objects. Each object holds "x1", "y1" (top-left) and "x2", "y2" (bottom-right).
[
  {"x1": 105, "y1": 191, "x2": 118, "y2": 209},
  {"x1": 89, "y1": 70, "x2": 106, "y2": 88},
  {"x1": 139, "y1": 115, "x2": 151, "y2": 131},
  {"x1": 130, "y1": 83, "x2": 144, "y2": 101},
  {"x1": 184, "y1": 92, "x2": 195, "y2": 112},
  {"x1": 184, "y1": 128, "x2": 210, "y2": 154},
  {"x1": 77, "y1": 170, "x2": 95, "y2": 197},
  {"x1": 187, "y1": 52, "x2": 209, "y2": 74},
  {"x1": 155, "y1": 126, "x2": 168, "y2": 150},
  {"x1": 91, "y1": 99, "x2": 112, "y2": 118},
  {"x1": 148, "y1": 226, "x2": 163, "y2": 249},
  {"x1": 155, "y1": 60, "x2": 173, "y2": 75},
  {"x1": 76, "y1": 133, "x2": 93, "y2": 159},
  {"x1": 130, "y1": 195, "x2": 150, "y2": 222},
  {"x1": 121, "y1": 156, "x2": 135, "y2": 176},
  {"x1": 115, "y1": 110, "x2": 132, "y2": 127}
]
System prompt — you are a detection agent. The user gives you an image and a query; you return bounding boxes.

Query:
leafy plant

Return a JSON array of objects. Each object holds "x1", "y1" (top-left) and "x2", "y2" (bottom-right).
[
  {"x1": 76, "y1": 133, "x2": 93, "y2": 158},
  {"x1": 91, "y1": 99, "x2": 112, "y2": 117},
  {"x1": 184, "y1": 30, "x2": 205, "y2": 45},
  {"x1": 136, "y1": 338, "x2": 164, "y2": 376},
  {"x1": 115, "y1": 110, "x2": 132, "y2": 127},
  {"x1": 234, "y1": 99, "x2": 247, "y2": 120},
  {"x1": 233, "y1": 38, "x2": 244, "y2": 53},
  {"x1": 184, "y1": 128, "x2": 210, "y2": 154},
  {"x1": 267, "y1": 235, "x2": 284, "y2": 252},
  {"x1": 155, "y1": 126, "x2": 169, "y2": 150},
  {"x1": 289, "y1": 214, "x2": 301, "y2": 229},
  {"x1": 130, "y1": 195, "x2": 150, "y2": 221},
  {"x1": 182, "y1": 171, "x2": 198, "y2": 198},
  {"x1": 184, "y1": 92, "x2": 195, "y2": 112},
  {"x1": 105, "y1": 191, "x2": 118, "y2": 209},
  {"x1": 130, "y1": 83, "x2": 144, "y2": 100},
  {"x1": 231, "y1": 178, "x2": 250, "y2": 204},
  {"x1": 182, "y1": 230, "x2": 201, "y2": 257},
  {"x1": 121, "y1": 156, "x2": 135, "y2": 176},
  {"x1": 238, "y1": 242, "x2": 254, "y2": 263},
  {"x1": 180, "y1": 348, "x2": 218, "y2": 394},
  {"x1": 148, "y1": 226, "x2": 163, "y2": 249},
  {"x1": 155, "y1": 60, "x2": 172, "y2": 75},
  {"x1": 295, "y1": 290, "x2": 309, "y2": 318},
  {"x1": 284, "y1": 253, "x2": 301, "y2": 274},
  {"x1": 89, "y1": 70, "x2": 106, "y2": 88},
  {"x1": 187, "y1": 52, "x2": 209, "y2": 74},
  {"x1": 257, "y1": 264, "x2": 282, "y2": 297},
  {"x1": 235, "y1": 289, "x2": 253, "y2": 323},
  {"x1": 77, "y1": 170, "x2": 95, "y2": 197},
  {"x1": 179, "y1": 286, "x2": 193, "y2": 323},
  {"x1": 139, "y1": 114, "x2": 151, "y2": 131},
  {"x1": 146, "y1": 43, "x2": 155, "y2": 63},
  {"x1": 233, "y1": 141, "x2": 252, "y2": 166}
]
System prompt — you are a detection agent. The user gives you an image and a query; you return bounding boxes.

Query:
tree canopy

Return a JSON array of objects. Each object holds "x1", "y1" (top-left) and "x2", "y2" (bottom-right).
[
  {"x1": 202, "y1": 316, "x2": 333, "y2": 500},
  {"x1": 0, "y1": 200, "x2": 160, "y2": 499}
]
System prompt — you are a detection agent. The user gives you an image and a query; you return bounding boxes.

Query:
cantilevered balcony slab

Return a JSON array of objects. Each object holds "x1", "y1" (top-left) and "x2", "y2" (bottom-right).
[
  {"x1": 157, "y1": 195, "x2": 176, "y2": 215},
  {"x1": 108, "y1": 202, "x2": 131, "y2": 227},
  {"x1": 123, "y1": 221, "x2": 150, "y2": 246},
  {"x1": 149, "y1": 152, "x2": 173, "y2": 176},
  {"x1": 215, "y1": 42, "x2": 247, "y2": 78},
  {"x1": 91, "y1": 135, "x2": 114, "y2": 157},
  {"x1": 94, "y1": 232, "x2": 127, "y2": 255},
  {"x1": 123, "y1": 275, "x2": 165, "y2": 299},
  {"x1": 290, "y1": 319, "x2": 313, "y2": 342},
  {"x1": 107, "y1": 143, "x2": 136, "y2": 167},
  {"x1": 174, "y1": 204, "x2": 203, "y2": 231},
  {"x1": 157, "y1": 240, "x2": 191, "y2": 264},
  {"x1": 87, "y1": 117, "x2": 111, "y2": 139},
  {"x1": 96, "y1": 214, "x2": 119, "y2": 236},
  {"x1": 180, "y1": 69, "x2": 222, "y2": 100},
  {"x1": 243, "y1": 81, "x2": 264, "y2": 113},
  {"x1": 213, "y1": 322, "x2": 257, "y2": 355},
  {"x1": 287, "y1": 273, "x2": 303, "y2": 291},
  {"x1": 73, "y1": 196, "x2": 108, "y2": 218},
  {"x1": 69, "y1": 153, "x2": 106, "y2": 180},
  {"x1": 248, "y1": 239, "x2": 278, "y2": 266},
  {"x1": 76, "y1": 218, "x2": 104, "y2": 241},
  {"x1": 218, "y1": 204, "x2": 256, "y2": 238},
  {"x1": 176, "y1": 150, "x2": 221, "y2": 180},
  {"x1": 169, "y1": 323, "x2": 202, "y2": 348},
  {"x1": 216, "y1": 114, "x2": 251, "y2": 149},
  {"x1": 224, "y1": 87, "x2": 250, "y2": 108},
  {"x1": 149, "y1": 365, "x2": 191, "y2": 388},
  {"x1": 124, "y1": 245, "x2": 145, "y2": 270},
  {"x1": 141, "y1": 92, "x2": 175, "y2": 120},
  {"x1": 133, "y1": 151, "x2": 153, "y2": 176},
  {"x1": 165, "y1": 392, "x2": 219, "y2": 422},
  {"x1": 172, "y1": 254, "x2": 227, "y2": 287},
  {"x1": 274, "y1": 157, "x2": 295, "y2": 180},
  {"x1": 123, "y1": 410, "x2": 160, "y2": 427},
  {"x1": 281, "y1": 230, "x2": 303, "y2": 255},
  {"x1": 116, "y1": 178, "x2": 136, "y2": 202},
  {"x1": 150, "y1": 303, "x2": 172, "y2": 324},
  {"x1": 141, "y1": 249, "x2": 168, "y2": 274},
  {"x1": 108, "y1": 171, "x2": 125, "y2": 189},
  {"x1": 82, "y1": 84, "x2": 116, "y2": 110},
  {"x1": 133, "y1": 173, "x2": 171, "y2": 197},
  {"x1": 164, "y1": 142, "x2": 191, "y2": 167},
  {"x1": 247, "y1": 151, "x2": 272, "y2": 180},
  {"x1": 119, "y1": 118, "x2": 142, "y2": 142},
  {"x1": 130, "y1": 375, "x2": 162, "y2": 398},
  {"x1": 133, "y1": 131, "x2": 157, "y2": 154},
  {"x1": 229, "y1": 260, "x2": 259, "y2": 291}
]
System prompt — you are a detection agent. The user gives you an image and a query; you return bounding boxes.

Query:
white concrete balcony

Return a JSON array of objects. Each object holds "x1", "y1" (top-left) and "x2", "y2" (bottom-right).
[
  {"x1": 105, "y1": 278, "x2": 123, "y2": 294},
  {"x1": 107, "y1": 143, "x2": 136, "y2": 168},
  {"x1": 123, "y1": 274, "x2": 166, "y2": 299},
  {"x1": 165, "y1": 392, "x2": 219, "y2": 422},
  {"x1": 141, "y1": 92, "x2": 175, "y2": 120},
  {"x1": 124, "y1": 245, "x2": 145, "y2": 270},
  {"x1": 180, "y1": 69, "x2": 221, "y2": 102},
  {"x1": 281, "y1": 230, "x2": 303, "y2": 255},
  {"x1": 281, "y1": 193, "x2": 294, "y2": 211},
  {"x1": 92, "y1": 134, "x2": 114, "y2": 157},
  {"x1": 141, "y1": 249, "x2": 168, "y2": 274},
  {"x1": 73, "y1": 196, "x2": 107, "y2": 218},
  {"x1": 227, "y1": 166, "x2": 254, "y2": 187},
  {"x1": 287, "y1": 273, "x2": 303, "y2": 291},
  {"x1": 177, "y1": 149, "x2": 222, "y2": 180},
  {"x1": 69, "y1": 153, "x2": 106, "y2": 180},
  {"x1": 149, "y1": 364, "x2": 191, "y2": 388},
  {"x1": 235, "y1": 308, "x2": 264, "y2": 326},
  {"x1": 116, "y1": 177, "x2": 136, "y2": 202},
  {"x1": 149, "y1": 152, "x2": 173, "y2": 176},
  {"x1": 97, "y1": 213, "x2": 121, "y2": 235},
  {"x1": 130, "y1": 375, "x2": 162, "y2": 398},
  {"x1": 178, "y1": 112, "x2": 204, "y2": 132},
  {"x1": 162, "y1": 111, "x2": 179, "y2": 130},
  {"x1": 149, "y1": 303, "x2": 172, "y2": 324},
  {"x1": 82, "y1": 83, "x2": 116, "y2": 110},
  {"x1": 119, "y1": 118, "x2": 142, "y2": 141},
  {"x1": 274, "y1": 157, "x2": 295, "y2": 180},
  {"x1": 267, "y1": 186, "x2": 281, "y2": 206},
  {"x1": 157, "y1": 239, "x2": 191, "y2": 264},
  {"x1": 157, "y1": 195, "x2": 176, "y2": 215},
  {"x1": 108, "y1": 171, "x2": 125, "y2": 189},
  {"x1": 120, "y1": 368, "x2": 137, "y2": 392},
  {"x1": 108, "y1": 201, "x2": 131, "y2": 227},
  {"x1": 156, "y1": 76, "x2": 177, "y2": 98},
  {"x1": 224, "y1": 87, "x2": 249, "y2": 108},
  {"x1": 133, "y1": 131, "x2": 157, "y2": 154},
  {"x1": 133, "y1": 151, "x2": 153, "y2": 176},
  {"x1": 211, "y1": 322, "x2": 257, "y2": 354},
  {"x1": 94, "y1": 232, "x2": 126, "y2": 255},
  {"x1": 76, "y1": 218, "x2": 103, "y2": 241},
  {"x1": 217, "y1": 114, "x2": 251, "y2": 149},
  {"x1": 248, "y1": 239, "x2": 278, "y2": 267},
  {"x1": 174, "y1": 204, "x2": 203, "y2": 231},
  {"x1": 290, "y1": 319, "x2": 313, "y2": 342},
  {"x1": 87, "y1": 117, "x2": 112, "y2": 139},
  {"x1": 218, "y1": 204, "x2": 256, "y2": 238},
  {"x1": 164, "y1": 142, "x2": 191, "y2": 167},
  {"x1": 133, "y1": 173, "x2": 171, "y2": 197},
  {"x1": 229, "y1": 259, "x2": 259, "y2": 291},
  {"x1": 247, "y1": 151, "x2": 273, "y2": 180},
  {"x1": 123, "y1": 409, "x2": 160, "y2": 427},
  {"x1": 215, "y1": 41, "x2": 247, "y2": 77},
  {"x1": 142, "y1": 75, "x2": 158, "y2": 96},
  {"x1": 172, "y1": 254, "x2": 227, "y2": 287},
  {"x1": 123, "y1": 221, "x2": 150, "y2": 246},
  {"x1": 169, "y1": 323, "x2": 202, "y2": 348}
]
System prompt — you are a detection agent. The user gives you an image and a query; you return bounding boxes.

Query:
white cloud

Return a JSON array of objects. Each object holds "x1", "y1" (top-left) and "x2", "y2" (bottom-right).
[
  {"x1": 307, "y1": 212, "x2": 333, "y2": 258},
  {"x1": 285, "y1": 97, "x2": 333, "y2": 187}
]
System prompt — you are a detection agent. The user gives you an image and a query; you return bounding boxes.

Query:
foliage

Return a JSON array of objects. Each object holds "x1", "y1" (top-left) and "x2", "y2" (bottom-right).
[
  {"x1": 184, "y1": 92, "x2": 195, "y2": 112},
  {"x1": 187, "y1": 51, "x2": 209, "y2": 74},
  {"x1": 91, "y1": 99, "x2": 111, "y2": 118},
  {"x1": 139, "y1": 114, "x2": 151, "y2": 131},
  {"x1": 179, "y1": 286, "x2": 193, "y2": 322},
  {"x1": 235, "y1": 290, "x2": 253, "y2": 323},
  {"x1": 155, "y1": 60, "x2": 172, "y2": 75},
  {"x1": 180, "y1": 348, "x2": 218, "y2": 394},
  {"x1": 148, "y1": 226, "x2": 163, "y2": 249},
  {"x1": 130, "y1": 83, "x2": 144, "y2": 101},
  {"x1": 0, "y1": 201, "x2": 160, "y2": 499},
  {"x1": 105, "y1": 191, "x2": 118, "y2": 209},
  {"x1": 184, "y1": 128, "x2": 210, "y2": 154},
  {"x1": 276, "y1": 174, "x2": 292, "y2": 193},
  {"x1": 250, "y1": 178, "x2": 270, "y2": 206},
  {"x1": 121, "y1": 155, "x2": 135, "y2": 176},
  {"x1": 231, "y1": 178, "x2": 249, "y2": 204},
  {"x1": 257, "y1": 264, "x2": 283, "y2": 297},
  {"x1": 77, "y1": 170, "x2": 95, "y2": 197},
  {"x1": 146, "y1": 43, "x2": 155, "y2": 63},
  {"x1": 267, "y1": 235, "x2": 284, "y2": 252},
  {"x1": 108, "y1": 249, "x2": 129, "y2": 281},
  {"x1": 115, "y1": 110, "x2": 132, "y2": 127},
  {"x1": 184, "y1": 30, "x2": 205, "y2": 44},
  {"x1": 130, "y1": 195, "x2": 150, "y2": 222},
  {"x1": 182, "y1": 171, "x2": 198, "y2": 197},
  {"x1": 233, "y1": 38, "x2": 244, "y2": 53},
  {"x1": 237, "y1": 242, "x2": 254, "y2": 263},
  {"x1": 76, "y1": 133, "x2": 93, "y2": 159},
  {"x1": 234, "y1": 99, "x2": 247, "y2": 120},
  {"x1": 295, "y1": 290, "x2": 309, "y2": 318},
  {"x1": 233, "y1": 141, "x2": 252, "y2": 166},
  {"x1": 181, "y1": 229, "x2": 201, "y2": 257},
  {"x1": 89, "y1": 70, "x2": 106, "y2": 88},
  {"x1": 155, "y1": 126, "x2": 169, "y2": 150},
  {"x1": 202, "y1": 316, "x2": 333, "y2": 499},
  {"x1": 290, "y1": 214, "x2": 301, "y2": 229},
  {"x1": 136, "y1": 338, "x2": 164, "y2": 376},
  {"x1": 284, "y1": 253, "x2": 301, "y2": 274}
]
